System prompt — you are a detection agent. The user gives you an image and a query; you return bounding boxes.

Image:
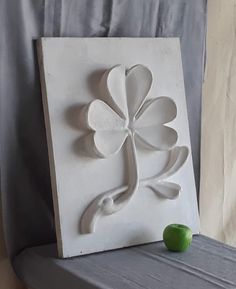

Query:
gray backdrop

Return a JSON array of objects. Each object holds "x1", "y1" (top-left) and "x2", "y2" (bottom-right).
[{"x1": 0, "y1": 0, "x2": 206, "y2": 258}]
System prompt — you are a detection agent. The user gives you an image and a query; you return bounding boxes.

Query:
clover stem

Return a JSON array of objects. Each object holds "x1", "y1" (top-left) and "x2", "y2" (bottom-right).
[
  {"x1": 80, "y1": 132, "x2": 139, "y2": 233},
  {"x1": 101, "y1": 131, "x2": 139, "y2": 214},
  {"x1": 113, "y1": 131, "x2": 139, "y2": 208}
]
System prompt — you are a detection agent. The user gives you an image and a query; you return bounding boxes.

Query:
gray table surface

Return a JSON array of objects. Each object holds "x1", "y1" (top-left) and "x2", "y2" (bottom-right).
[{"x1": 14, "y1": 235, "x2": 236, "y2": 289}]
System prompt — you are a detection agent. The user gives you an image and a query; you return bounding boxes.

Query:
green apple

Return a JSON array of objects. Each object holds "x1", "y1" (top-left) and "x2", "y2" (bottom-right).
[{"x1": 163, "y1": 224, "x2": 192, "y2": 252}]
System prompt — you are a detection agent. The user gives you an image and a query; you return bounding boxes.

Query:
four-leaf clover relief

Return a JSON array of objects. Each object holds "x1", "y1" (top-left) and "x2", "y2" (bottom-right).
[{"x1": 79, "y1": 64, "x2": 189, "y2": 234}]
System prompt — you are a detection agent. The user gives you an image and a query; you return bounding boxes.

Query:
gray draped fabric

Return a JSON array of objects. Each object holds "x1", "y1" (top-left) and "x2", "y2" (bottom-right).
[
  {"x1": 0, "y1": 0, "x2": 206, "y2": 258},
  {"x1": 14, "y1": 235, "x2": 236, "y2": 289}
]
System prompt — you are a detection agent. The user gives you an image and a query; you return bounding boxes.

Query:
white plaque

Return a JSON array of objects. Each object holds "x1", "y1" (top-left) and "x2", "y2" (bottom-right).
[{"x1": 37, "y1": 38, "x2": 200, "y2": 258}]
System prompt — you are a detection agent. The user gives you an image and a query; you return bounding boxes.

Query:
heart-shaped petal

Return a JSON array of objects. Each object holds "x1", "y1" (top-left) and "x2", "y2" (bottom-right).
[
  {"x1": 126, "y1": 65, "x2": 153, "y2": 120},
  {"x1": 86, "y1": 100, "x2": 126, "y2": 131},
  {"x1": 135, "y1": 125, "x2": 178, "y2": 151},
  {"x1": 101, "y1": 65, "x2": 128, "y2": 119},
  {"x1": 93, "y1": 130, "x2": 128, "y2": 158},
  {"x1": 135, "y1": 97, "x2": 177, "y2": 128}
]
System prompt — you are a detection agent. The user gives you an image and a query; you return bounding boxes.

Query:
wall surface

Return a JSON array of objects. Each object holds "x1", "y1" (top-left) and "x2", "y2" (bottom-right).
[{"x1": 200, "y1": 0, "x2": 236, "y2": 245}]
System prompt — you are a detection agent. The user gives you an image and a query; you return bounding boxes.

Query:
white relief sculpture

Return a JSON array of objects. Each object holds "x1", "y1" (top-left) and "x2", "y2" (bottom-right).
[{"x1": 80, "y1": 64, "x2": 189, "y2": 234}]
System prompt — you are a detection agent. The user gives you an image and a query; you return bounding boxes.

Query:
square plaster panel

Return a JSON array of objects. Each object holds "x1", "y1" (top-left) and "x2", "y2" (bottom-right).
[{"x1": 37, "y1": 38, "x2": 200, "y2": 258}]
